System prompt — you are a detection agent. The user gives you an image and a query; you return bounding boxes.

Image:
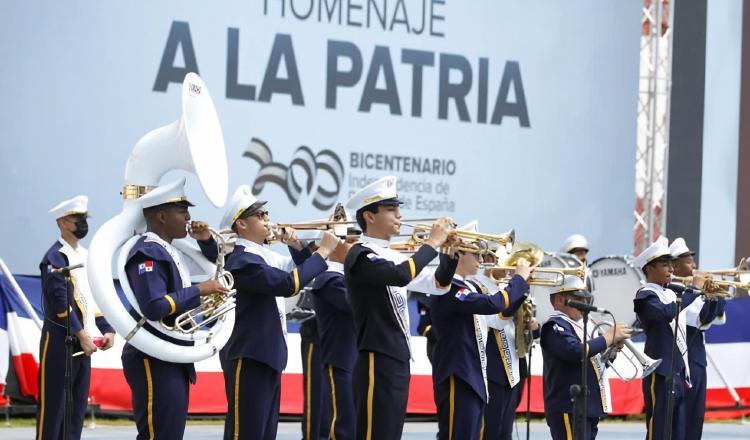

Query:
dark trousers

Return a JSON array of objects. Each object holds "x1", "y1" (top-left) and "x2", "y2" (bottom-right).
[
  {"x1": 301, "y1": 338, "x2": 330, "y2": 440},
  {"x1": 684, "y1": 362, "x2": 707, "y2": 440},
  {"x1": 484, "y1": 379, "x2": 524, "y2": 440},
  {"x1": 353, "y1": 351, "x2": 409, "y2": 440},
  {"x1": 35, "y1": 329, "x2": 90, "y2": 440},
  {"x1": 325, "y1": 364, "x2": 355, "y2": 440},
  {"x1": 643, "y1": 372, "x2": 686, "y2": 440},
  {"x1": 545, "y1": 412, "x2": 599, "y2": 440},
  {"x1": 122, "y1": 346, "x2": 191, "y2": 440},
  {"x1": 223, "y1": 357, "x2": 281, "y2": 440},
  {"x1": 434, "y1": 375, "x2": 484, "y2": 440}
]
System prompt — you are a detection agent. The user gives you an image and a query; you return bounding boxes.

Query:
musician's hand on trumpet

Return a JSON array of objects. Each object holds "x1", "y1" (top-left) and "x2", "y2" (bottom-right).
[
  {"x1": 526, "y1": 317, "x2": 540, "y2": 332},
  {"x1": 424, "y1": 217, "x2": 455, "y2": 249},
  {"x1": 197, "y1": 279, "x2": 231, "y2": 297},
  {"x1": 603, "y1": 323, "x2": 632, "y2": 347},
  {"x1": 689, "y1": 273, "x2": 707, "y2": 290}
]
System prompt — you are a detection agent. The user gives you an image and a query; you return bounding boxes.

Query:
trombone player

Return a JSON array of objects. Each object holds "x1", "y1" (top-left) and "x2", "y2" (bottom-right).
[
  {"x1": 669, "y1": 238, "x2": 727, "y2": 440},
  {"x1": 541, "y1": 276, "x2": 631, "y2": 439}
]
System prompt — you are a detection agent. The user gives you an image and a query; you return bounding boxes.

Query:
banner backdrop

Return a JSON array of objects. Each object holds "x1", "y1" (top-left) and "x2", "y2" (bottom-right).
[{"x1": 1, "y1": 0, "x2": 640, "y2": 274}]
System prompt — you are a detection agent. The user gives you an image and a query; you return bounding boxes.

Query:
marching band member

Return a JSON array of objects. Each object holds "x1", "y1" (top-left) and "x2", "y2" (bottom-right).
[
  {"x1": 482, "y1": 276, "x2": 539, "y2": 440},
  {"x1": 37, "y1": 195, "x2": 115, "y2": 440},
  {"x1": 560, "y1": 234, "x2": 589, "y2": 265},
  {"x1": 542, "y1": 276, "x2": 630, "y2": 440},
  {"x1": 633, "y1": 237, "x2": 705, "y2": 440},
  {"x1": 343, "y1": 175, "x2": 455, "y2": 440},
  {"x1": 669, "y1": 238, "x2": 727, "y2": 440},
  {"x1": 121, "y1": 179, "x2": 229, "y2": 440},
  {"x1": 429, "y1": 222, "x2": 531, "y2": 440},
  {"x1": 219, "y1": 185, "x2": 339, "y2": 440},
  {"x1": 560, "y1": 233, "x2": 593, "y2": 291},
  {"x1": 311, "y1": 227, "x2": 359, "y2": 440}
]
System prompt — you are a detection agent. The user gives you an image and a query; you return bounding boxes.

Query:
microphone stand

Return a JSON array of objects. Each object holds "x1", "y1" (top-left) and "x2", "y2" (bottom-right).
[
  {"x1": 56, "y1": 263, "x2": 82, "y2": 440},
  {"x1": 570, "y1": 308, "x2": 589, "y2": 440},
  {"x1": 663, "y1": 292, "x2": 683, "y2": 440},
  {"x1": 525, "y1": 336, "x2": 533, "y2": 440}
]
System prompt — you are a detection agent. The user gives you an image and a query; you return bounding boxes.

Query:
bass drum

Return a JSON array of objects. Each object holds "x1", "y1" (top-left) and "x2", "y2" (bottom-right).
[
  {"x1": 532, "y1": 252, "x2": 581, "y2": 323},
  {"x1": 589, "y1": 256, "x2": 644, "y2": 328}
]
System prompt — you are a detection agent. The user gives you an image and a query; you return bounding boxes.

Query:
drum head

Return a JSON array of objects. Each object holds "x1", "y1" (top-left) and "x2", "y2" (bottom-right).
[{"x1": 589, "y1": 256, "x2": 644, "y2": 327}]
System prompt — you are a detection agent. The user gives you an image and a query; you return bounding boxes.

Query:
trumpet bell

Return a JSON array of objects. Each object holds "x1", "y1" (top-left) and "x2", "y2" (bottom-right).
[{"x1": 641, "y1": 356, "x2": 662, "y2": 378}]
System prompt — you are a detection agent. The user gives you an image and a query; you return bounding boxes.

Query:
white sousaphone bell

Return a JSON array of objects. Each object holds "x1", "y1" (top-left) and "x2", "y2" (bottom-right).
[{"x1": 87, "y1": 72, "x2": 235, "y2": 363}]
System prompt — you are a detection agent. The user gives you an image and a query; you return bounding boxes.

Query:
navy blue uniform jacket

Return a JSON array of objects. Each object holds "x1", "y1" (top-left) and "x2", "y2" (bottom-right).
[
  {"x1": 222, "y1": 241, "x2": 327, "y2": 371},
  {"x1": 431, "y1": 274, "x2": 529, "y2": 401},
  {"x1": 541, "y1": 316, "x2": 608, "y2": 418},
  {"x1": 312, "y1": 264, "x2": 357, "y2": 371}
]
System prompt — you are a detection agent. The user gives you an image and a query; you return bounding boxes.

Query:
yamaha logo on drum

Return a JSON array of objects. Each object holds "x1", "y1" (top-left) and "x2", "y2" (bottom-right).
[
  {"x1": 591, "y1": 267, "x2": 627, "y2": 278},
  {"x1": 243, "y1": 137, "x2": 345, "y2": 211}
]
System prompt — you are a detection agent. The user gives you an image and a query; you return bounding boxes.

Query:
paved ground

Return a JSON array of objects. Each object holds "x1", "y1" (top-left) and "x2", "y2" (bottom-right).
[{"x1": 2, "y1": 420, "x2": 750, "y2": 439}]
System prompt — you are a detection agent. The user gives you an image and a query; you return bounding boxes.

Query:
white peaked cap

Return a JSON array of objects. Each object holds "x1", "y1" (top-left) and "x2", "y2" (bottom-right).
[
  {"x1": 49, "y1": 195, "x2": 88, "y2": 219},
  {"x1": 220, "y1": 185, "x2": 267, "y2": 230},
  {"x1": 633, "y1": 236, "x2": 671, "y2": 269},
  {"x1": 139, "y1": 178, "x2": 194, "y2": 209},
  {"x1": 345, "y1": 176, "x2": 400, "y2": 212},
  {"x1": 560, "y1": 234, "x2": 589, "y2": 253},
  {"x1": 669, "y1": 237, "x2": 694, "y2": 259}
]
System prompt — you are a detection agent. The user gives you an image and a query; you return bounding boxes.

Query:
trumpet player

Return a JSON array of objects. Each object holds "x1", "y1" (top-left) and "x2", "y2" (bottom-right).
[
  {"x1": 633, "y1": 237, "x2": 706, "y2": 440},
  {"x1": 37, "y1": 195, "x2": 115, "y2": 440},
  {"x1": 428, "y1": 220, "x2": 531, "y2": 440},
  {"x1": 344, "y1": 176, "x2": 456, "y2": 440},
  {"x1": 669, "y1": 238, "x2": 727, "y2": 440},
  {"x1": 219, "y1": 185, "x2": 339, "y2": 440},
  {"x1": 541, "y1": 275, "x2": 631, "y2": 440},
  {"x1": 121, "y1": 179, "x2": 230, "y2": 440}
]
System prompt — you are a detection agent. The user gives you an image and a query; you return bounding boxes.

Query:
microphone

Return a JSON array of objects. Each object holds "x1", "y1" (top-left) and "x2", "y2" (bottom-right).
[
  {"x1": 53, "y1": 263, "x2": 84, "y2": 276},
  {"x1": 565, "y1": 299, "x2": 609, "y2": 314}
]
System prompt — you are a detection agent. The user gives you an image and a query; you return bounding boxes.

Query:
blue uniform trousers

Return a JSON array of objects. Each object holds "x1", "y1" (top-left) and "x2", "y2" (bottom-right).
[
  {"x1": 223, "y1": 357, "x2": 281, "y2": 440},
  {"x1": 35, "y1": 328, "x2": 90, "y2": 440},
  {"x1": 484, "y1": 379, "x2": 524, "y2": 440},
  {"x1": 325, "y1": 364, "x2": 355, "y2": 440},
  {"x1": 684, "y1": 361, "x2": 707, "y2": 440},
  {"x1": 353, "y1": 351, "x2": 409, "y2": 440},
  {"x1": 122, "y1": 344, "x2": 190, "y2": 440},
  {"x1": 643, "y1": 372, "x2": 686, "y2": 440},
  {"x1": 434, "y1": 375, "x2": 484, "y2": 440},
  {"x1": 545, "y1": 412, "x2": 598, "y2": 440},
  {"x1": 301, "y1": 337, "x2": 330, "y2": 440}
]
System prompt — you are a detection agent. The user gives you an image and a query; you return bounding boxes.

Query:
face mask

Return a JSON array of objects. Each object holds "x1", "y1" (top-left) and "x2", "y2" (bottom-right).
[{"x1": 73, "y1": 218, "x2": 89, "y2": 239}]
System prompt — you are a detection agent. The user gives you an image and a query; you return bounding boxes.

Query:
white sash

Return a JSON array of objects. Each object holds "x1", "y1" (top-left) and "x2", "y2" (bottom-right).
[
  {"x1": 359, "y1": 236, "x2": 413, "y2": 357},
  {"x1": 458, "y1": 279, "x2": 490, "y2": 400},
  {"x1": 549, "y1": 311, "x2": 612, "y2": 413},
  {"x1": 643, "y1": 283, "x2": 690, "y2": 383},
  {"x1": 144, "y1": 233, "x2": 192, "y2": 289}
]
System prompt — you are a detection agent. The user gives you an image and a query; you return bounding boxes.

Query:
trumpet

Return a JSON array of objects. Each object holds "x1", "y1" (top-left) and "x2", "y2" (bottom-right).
[
  {"x1": 163, "y1": 227, "x2": 237, "y2": 334},
  {"x1": 396, "y1": 223, "x2": 514, "y2": 255},
  {"x1": 699, "y1": 257, "x2": 750, "y2": 283},
  {"x1": 670, "y1": 275, "x2": 746, "y2": 298},
  {"x1": 590, "y1": 315, "x2": 661, "y2": 382}
]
